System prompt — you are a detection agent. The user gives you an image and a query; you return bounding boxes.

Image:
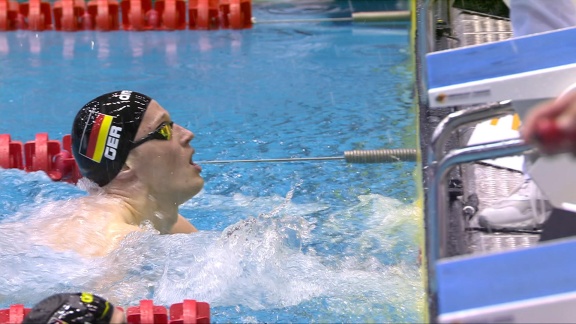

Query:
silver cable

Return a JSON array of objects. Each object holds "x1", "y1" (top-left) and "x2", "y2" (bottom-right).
[{"x1": 197, "y1": 148, "x2": 418, "y2": 164}]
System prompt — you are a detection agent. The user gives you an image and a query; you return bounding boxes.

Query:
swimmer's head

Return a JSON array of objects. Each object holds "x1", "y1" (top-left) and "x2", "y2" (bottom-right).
[
  {"x1": 71, "y1": 90, "x2": 152, "y2": 186},
  {"x1": 22, "y1": 292, "x2": 118, "y2": 324}
]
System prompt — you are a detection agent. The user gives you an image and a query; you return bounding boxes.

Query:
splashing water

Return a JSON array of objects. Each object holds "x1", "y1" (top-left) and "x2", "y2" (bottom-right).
[{"x1": 0, "y1": 169, "x2": 423, "y2": 322}]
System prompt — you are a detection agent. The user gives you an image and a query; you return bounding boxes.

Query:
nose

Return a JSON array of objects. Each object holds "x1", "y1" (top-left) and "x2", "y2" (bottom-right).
[{"x1": 175, "y1": 123, "x2": 194, "y2": 145}]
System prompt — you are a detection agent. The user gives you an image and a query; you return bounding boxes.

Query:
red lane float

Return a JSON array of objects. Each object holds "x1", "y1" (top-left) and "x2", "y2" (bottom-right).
[
  {"x1": 86, "y1": 0, "x2": 120, "y2": 30},
  {"x1": 19, "y1": 0, "x2": 53, "y2": 31},
  {"x1": 53, "y1": 0, "x2": 86, "y2": 31},
  {"x1": 1, "y1": 133, "x2": 81, "y2": 184},
  {"x1": 155, "y1": 0, "x2": 186, "y2": 30},
  {"x1": 120, "y1": 0, "x2": 155, "y2": 30},
  {"x1": 24, "y1": 133, "x2": 64, "y2": 181},
  {"x1": 0, "y1": 305, "x2": 31, "y2": 324},
  {"x1": 127, "y1": 300, "x2": 169, "y2": 323},
  {"x1": 220, "y1": 0, "x2": 251, "y2": 30},
  {"x1": 58, "y1": 134, "x2": 83, "y2": 183},
  {"x1": 0, "y1": 134, "x2": 23, "y2": 170},
  {"x1": 0, "y1": 0, "x2": 20, "y2": 31},
  {"x1": 169, "y1": 300, "x2": 210, "y2": 324},
  {"x1": 0, "y1": 299, "x2": 210, "y2": 324},
  {"x1": 189, "y1": 0, "x2": 219, "y2": 30},
  {"x1": 0, "y1": 0, "x2": 252, "y2": 30}
]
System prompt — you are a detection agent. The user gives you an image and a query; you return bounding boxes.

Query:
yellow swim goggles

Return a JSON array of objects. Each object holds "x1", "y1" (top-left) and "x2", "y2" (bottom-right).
[{"x1": 130, "y1": 121, "x2": 173, "y2": 149}]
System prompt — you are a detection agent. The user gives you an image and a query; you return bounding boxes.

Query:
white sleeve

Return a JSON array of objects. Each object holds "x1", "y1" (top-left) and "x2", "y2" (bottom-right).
[{"x1": 510, "y1": 0, "x2": 576, "y2": 36}]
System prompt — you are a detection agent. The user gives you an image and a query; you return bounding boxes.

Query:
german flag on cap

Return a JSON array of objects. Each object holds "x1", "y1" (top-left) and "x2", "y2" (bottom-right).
[{"x1": 78, "y1": 112, "x2": 114, "y2": 163}]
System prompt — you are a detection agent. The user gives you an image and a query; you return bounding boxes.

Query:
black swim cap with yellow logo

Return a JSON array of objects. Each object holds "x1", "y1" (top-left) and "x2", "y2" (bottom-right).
[
  {"x1": 23, "y1": 292, "x2": 114, "y2": 324},
  {"x1": 71, "y1": 90, "x2": 152, "y2": 186}
]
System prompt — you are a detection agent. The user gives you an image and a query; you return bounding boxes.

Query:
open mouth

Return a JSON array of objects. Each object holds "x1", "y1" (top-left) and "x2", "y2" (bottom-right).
[
  {"x1": 192, "y1": 161, "x2": 202, "y2": 172},
  {"x1": 190, "y1": 153, "x2": 202, "y2": 172}
]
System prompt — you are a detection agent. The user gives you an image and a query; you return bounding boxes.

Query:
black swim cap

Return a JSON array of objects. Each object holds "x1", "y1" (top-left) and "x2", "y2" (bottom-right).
[
  {"x1": 23, "y1": 292, "x2": 115, "y2": 324},
  {"x1": 71, "y1": 90, "x2": 152, "y2": 186}
]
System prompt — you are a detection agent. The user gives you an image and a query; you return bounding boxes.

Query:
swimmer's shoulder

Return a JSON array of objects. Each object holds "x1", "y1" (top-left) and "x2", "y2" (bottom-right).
[{"x1": 65, "y1": 197, "x2": 141, "y2": 233}]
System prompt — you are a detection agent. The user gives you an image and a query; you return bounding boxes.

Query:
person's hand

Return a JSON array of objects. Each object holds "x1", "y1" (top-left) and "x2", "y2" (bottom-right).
[{"x1": 522, "y1": 91, "x2": 576, "y2": 155}]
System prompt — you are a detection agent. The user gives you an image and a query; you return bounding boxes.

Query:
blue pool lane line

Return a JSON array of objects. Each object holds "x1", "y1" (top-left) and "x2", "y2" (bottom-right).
[
  {"x1": 426, "y1": 26, "x2": 576, "y2": 89},
  {"x1": 437, "y1": 236, "x2": 576, "y2": 314}
]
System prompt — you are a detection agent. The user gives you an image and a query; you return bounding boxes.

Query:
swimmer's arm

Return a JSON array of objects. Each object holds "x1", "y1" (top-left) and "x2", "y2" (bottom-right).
[{"x1": 170, "y1": 214, "x2": 198, "y2": 234}]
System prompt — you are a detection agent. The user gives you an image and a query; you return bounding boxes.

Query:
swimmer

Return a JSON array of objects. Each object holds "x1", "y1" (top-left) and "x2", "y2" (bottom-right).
[
  {"x1": 23, "y1": 292, "x2": 126, "y2": 324},
  {"x1": 35, "y1": 90, "x2": 204, "y2": 257}
]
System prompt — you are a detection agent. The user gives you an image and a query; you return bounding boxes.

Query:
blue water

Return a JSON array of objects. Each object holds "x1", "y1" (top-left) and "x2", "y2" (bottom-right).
[{"x1": 0, "y1": 0, "x2": 423, "y2": 322}]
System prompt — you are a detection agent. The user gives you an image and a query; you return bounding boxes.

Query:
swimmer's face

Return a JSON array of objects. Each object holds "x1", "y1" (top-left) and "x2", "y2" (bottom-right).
[
  {"x1": 110, "y1": 307, "x2": 127, "y2": 324},
  {"x1": 129, "y1": 100, "x2": 204, "y2": 204}
]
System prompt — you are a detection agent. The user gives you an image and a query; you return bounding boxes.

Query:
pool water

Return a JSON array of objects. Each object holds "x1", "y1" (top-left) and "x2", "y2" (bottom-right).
[{"x1": 0, "y1": 0, "x2": 423, "y2": 322}]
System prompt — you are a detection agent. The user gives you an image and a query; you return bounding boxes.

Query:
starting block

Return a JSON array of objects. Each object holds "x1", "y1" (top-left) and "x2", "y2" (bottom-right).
[
  {"x1": 438, "y1": 237, "x2": 576, "y2": 323},
  {"x1": 427, "y1": 26, "x2": 576, "y2": 192},
  {"x1": 426, "y1": 23, "x2": 576, "y2": 324},
  {"x1": 427, "y1": 26, "x2": 576, "y2": 108}
]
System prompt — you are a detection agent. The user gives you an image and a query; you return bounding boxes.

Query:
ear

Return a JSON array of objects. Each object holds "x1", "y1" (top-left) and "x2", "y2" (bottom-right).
[{"x1": 114, "y1": 156, "x2": 136, "y2": 181}]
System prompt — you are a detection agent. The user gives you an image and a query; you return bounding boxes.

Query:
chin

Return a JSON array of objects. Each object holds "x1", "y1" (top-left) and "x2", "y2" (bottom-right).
[
  {"x1": 178, "y1": 179, "x2": 204, "y2": 202},
  {"x1": 190, "y1": 181, "x2": 204, "y2": 197}
]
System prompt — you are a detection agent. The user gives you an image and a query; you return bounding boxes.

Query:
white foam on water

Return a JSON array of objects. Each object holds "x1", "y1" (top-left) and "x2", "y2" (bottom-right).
[{"x1": 0, "y1": 178, "x2": 423, "y2": 321}]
